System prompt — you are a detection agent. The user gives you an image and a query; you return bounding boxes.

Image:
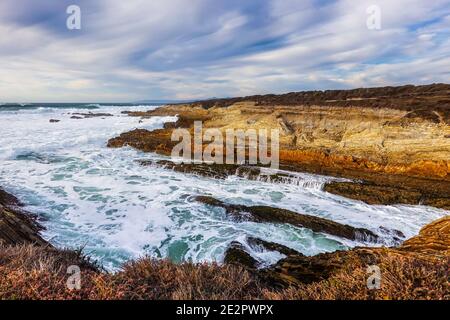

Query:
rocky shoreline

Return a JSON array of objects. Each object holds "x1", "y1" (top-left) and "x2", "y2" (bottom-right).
[
  {"x1": 1, "y1": 84, "x2": 449, "y2": 299},
  {"x1": 0, "y1": 186, "x2": 448, "y2": 298},
  {"x1": 193, "y1": 195, "x2": 380, "y2": 242},
  {"x1": 108, "y1": 84, "x2": 450, "y2": 210},
  {"x1": 0, "y1": 188, "x2": 47, "y2": 246}
]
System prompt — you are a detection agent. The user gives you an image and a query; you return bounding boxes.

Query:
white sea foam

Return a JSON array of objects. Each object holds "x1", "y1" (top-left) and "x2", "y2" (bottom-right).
[{"x1": 0, "y1": 104, "x2": 448, "y2": 270}]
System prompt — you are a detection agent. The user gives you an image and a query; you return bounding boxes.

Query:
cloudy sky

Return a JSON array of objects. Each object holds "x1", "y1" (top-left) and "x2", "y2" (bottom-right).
[{"x1": 0, "y1": 0, "x2": 449, "y2": 102}]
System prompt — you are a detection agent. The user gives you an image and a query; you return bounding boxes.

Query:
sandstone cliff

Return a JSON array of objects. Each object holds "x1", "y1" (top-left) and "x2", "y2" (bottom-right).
[{"x1": 109, "y1": 84, "x2": 450, "y2": 209}]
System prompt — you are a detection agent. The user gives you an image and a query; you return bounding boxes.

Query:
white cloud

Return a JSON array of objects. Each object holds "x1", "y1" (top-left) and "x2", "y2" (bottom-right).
[{"x1": 0, "y1": 0, "x2": 448, "y2": 102}]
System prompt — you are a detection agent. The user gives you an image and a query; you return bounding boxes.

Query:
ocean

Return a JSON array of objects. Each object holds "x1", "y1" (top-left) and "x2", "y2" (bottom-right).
[{"x1": 0, "y1": 103, "x2": 447, "y2": 270}]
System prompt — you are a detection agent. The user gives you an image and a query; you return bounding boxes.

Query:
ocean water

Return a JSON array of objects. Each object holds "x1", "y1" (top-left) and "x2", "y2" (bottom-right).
[{"x1": 0, "y1": 104, "x2": 447, "y2": 270}]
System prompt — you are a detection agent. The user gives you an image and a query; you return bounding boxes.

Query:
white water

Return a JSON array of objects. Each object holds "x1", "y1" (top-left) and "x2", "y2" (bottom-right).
[{"x1": 0, "y1": 105, "x2": 448, "y2": 270}]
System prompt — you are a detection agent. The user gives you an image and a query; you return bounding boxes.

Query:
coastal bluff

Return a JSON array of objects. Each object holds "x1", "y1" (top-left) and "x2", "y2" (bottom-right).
[{"x1": 109, "y1": 83, "x2": 450, "y2": 209}]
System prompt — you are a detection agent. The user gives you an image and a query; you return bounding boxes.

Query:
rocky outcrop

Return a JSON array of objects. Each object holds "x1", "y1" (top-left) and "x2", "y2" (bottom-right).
[
  {"x1": 109, "y1": 84, "x2": 450, "y2": 209},
  {"x1": 324, "y1": 181, "x2": 450, "y2": 210},
  {"x1": 71, "y1": 112, "x2": 113, "y2": 119},
  {"x1": 139, "y1": 159, "x2": 305, "y2": 184},
  {"x1": 194, "y1": 196, "x2": 378, "y2": 241},
  {"x1": 260, "y1": 248, "x2": 379, "y2": 286},
  {"x1": 107, "y1": 129, "x2": 177, "y2": 155},
  {"x1": 138, "y1": 159, "x2": 450, "y2": 210},
  {"x1": 226, "y1": 215, "x2": 450, "y2": 288},
  {"x1": 224, "y1": 237, "x2": 302, "y2": 269},
  {"x1": 247, "y1": 237, "x2": 302, "y2": 256},
  {"x1": 398, "y1": 216, "x2": 450, "y2": 257},
  {"x1": 0, "y1": 188, "x2": 48, "y2": 246},
  {"x1": 224, "y1": 242, "x2": 259, "y2": 269}
]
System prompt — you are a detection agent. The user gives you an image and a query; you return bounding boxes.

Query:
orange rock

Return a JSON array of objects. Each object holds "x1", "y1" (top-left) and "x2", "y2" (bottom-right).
[{"x1": 399, "y1": 215, "x2": 450, "y2": 257}]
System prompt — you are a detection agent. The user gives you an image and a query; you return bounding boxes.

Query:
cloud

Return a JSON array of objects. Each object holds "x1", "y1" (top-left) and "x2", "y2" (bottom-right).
[{"x1": 0, "y1": 0, "x2": 448, "y2": 102}]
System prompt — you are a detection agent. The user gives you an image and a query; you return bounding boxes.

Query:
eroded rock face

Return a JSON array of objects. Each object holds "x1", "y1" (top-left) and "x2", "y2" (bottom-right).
[
  {"x1": 0, "y1": 188, "x2": 48, "y2": 246},
  {"x1": 194, "y1": 196, "x2": 378, "y2": 242},
  {"x1": 324, "y1": 181, "x2": 450, "y2": 210},
  {"x1": 139, "y1": 160, "x2": 257, "y2": 179},
  {"x1": 109, "y1": 85, "x2": 450, "y2": 208},
  {"x1": 191, "y1": 84, "x2": 450, "y2": 121}
]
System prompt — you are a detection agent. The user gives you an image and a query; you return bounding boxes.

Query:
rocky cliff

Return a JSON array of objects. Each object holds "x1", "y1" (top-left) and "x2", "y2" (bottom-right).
[{"x1": 109, "y1": 84, "x2": 450, "y2": 209}]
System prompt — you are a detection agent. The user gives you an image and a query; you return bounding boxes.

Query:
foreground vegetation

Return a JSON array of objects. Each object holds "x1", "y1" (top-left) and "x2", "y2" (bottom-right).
[
  {"x1": 1, "y1": 186, "x2": 449, "y2": 300},
  {"x1": 0, "y1": 243, "x2": 448, "y2": 300}
]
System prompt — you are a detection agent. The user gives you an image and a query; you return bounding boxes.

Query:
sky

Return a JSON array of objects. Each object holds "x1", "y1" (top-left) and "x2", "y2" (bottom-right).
[{"x1": 0, "y1": 0, "x2": 449, "y2": 102}]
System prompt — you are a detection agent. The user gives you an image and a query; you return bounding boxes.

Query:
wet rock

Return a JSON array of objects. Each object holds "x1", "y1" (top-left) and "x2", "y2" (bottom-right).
[
  {"x1": 224, "y1": 237, "x2": 301, "y2": 270},
  {"x1": 71, "y1": 112, "x2": 113, "y2": 119},
  {"x1": 139, "y1": 159, "x2": 316, "y2": 186},
  {"x1": 224, "y1": 242, "x2": 259, "y2": 269},
  {"x1": 139, "y1": 159, "x2": 261, "y2": 180},
  {"x1": 163, "y1": 122, "x2": 176, "y2": 129},
  {"x1": 224, "y1": 217, "x2": 450, "y2": 289},
  {"x1": 0, "y1": 188, "x2": 48, "y2": 246},
  {"x1": 223, "y1": 235, "x2": 381, "y2": 288},
  {"x1": 0, "y1": 188, "x2": 22, "y2": 207},
  {"x1": 139, "y1": 156, "x2": 450, "y2": 210},
  {"x1": 324, "y1": 181, "x2": 421, "y2": 205},
  {"x1": 49, "y1": 119, "x2": 60, "y2": 123},
  {"x1": 379, "y1": 226, "x2": 406, "y2": 243},
  {"x1": 247, "y1": 237, "x2": 302, "y2": 256},
  {"x1": 194, "y1": 196, "x2": 378, "y2": 242}
]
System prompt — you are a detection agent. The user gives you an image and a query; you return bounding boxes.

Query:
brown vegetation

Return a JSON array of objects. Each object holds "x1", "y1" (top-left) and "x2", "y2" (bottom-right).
[
  {"x1": 262, "y1": 251, "x2": 449, "y2": 300},
  {"x1": 1, "y1": 182, "x2": 449, "y2": 299},
  {"x1": 0, "y1": 245, "x2": 260, "y2": 300},
  {"x1": 0, "y1": 242, "x2": 448, "y2": 300}
]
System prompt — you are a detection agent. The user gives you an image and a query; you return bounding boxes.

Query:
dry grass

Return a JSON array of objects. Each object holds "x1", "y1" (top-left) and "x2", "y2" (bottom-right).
[
  {"x1": 0, "y1": 245, "x2": 262, "y2": 300},
  {"x1": 0, "y1": 244, "x2": 448, "y2": 300},
  {"x1": 108, "y1": 259, "x2": 261, "y2": 300},
  {"x1": 262, "y1": 251, "x2": 449, "y2": 300}
]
